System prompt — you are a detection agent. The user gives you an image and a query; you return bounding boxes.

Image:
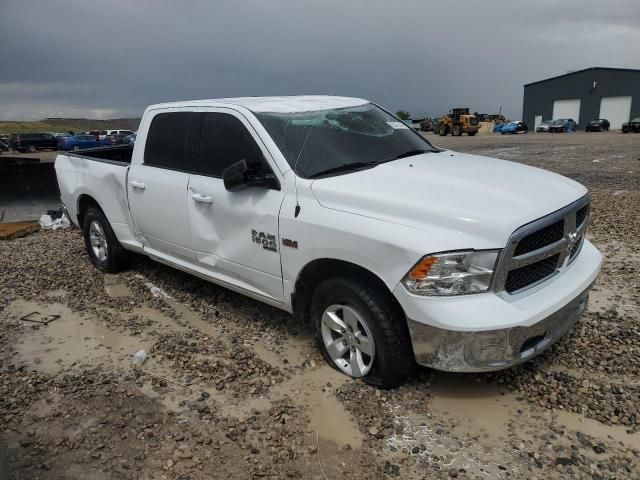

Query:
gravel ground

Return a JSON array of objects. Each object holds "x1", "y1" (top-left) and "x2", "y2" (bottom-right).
[{"x1": 1, "y1": 131, "x2": 639, "y2": 479}]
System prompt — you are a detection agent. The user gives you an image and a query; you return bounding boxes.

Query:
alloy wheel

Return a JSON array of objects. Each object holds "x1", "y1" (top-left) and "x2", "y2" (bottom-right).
[{"x1": 321, "y1": 304, "x2": 375, "y2": 378}]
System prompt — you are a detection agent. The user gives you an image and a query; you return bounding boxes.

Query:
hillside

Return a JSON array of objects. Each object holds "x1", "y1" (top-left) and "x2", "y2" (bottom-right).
[{"x1": 0, "y1": 118, "x2": 140, "y2": 134}]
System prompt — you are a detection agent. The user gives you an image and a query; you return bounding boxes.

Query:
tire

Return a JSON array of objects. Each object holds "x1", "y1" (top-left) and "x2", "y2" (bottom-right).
[
  {"x1": 311, "y1": 277, "x2": 414, "y2": 389},
  {"x1": 72, "y1": 145, "x2": 80, "y2": 151},
  {"x1": 82, "y1": 206, "x2": 130, "y2": 272},
  {"x1": 26, "y1": 144, "x2": 36, "y2": 153},
  {"x1": 438, "y1": 125, "x2": 448, "y2": 136},
  {"x1": 452, "y1": 125, "x2": 462, "y2": 136}
]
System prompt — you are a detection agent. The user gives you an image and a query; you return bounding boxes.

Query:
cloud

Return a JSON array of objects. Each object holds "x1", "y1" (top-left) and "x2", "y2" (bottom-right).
[{"x1": 0, "y1": 0, "x2": 638, "y2": 120}]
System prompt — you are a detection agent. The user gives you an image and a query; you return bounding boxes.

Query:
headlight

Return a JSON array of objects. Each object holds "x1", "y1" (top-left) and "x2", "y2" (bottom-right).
[{"x1": 402, "y1": 250, "x2": 499, "y2": 296}]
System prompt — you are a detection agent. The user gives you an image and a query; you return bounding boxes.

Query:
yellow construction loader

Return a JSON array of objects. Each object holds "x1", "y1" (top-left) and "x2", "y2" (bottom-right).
[{"x1": 437, "y1": 108, "x2": 480, "y2": 136}]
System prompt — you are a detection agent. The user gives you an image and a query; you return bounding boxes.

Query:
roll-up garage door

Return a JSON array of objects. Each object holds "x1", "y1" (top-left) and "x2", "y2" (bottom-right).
[
  {"x1": 599, "y1": 96, "x2": 632, "y2": 130},
  {"x1": 552, "y1": 99, "x2": 581, "y2": 123}
]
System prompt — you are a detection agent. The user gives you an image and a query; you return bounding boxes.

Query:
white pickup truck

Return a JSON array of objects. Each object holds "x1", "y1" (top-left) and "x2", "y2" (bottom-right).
[{"x1": 55, "y1": 96, "x2": 602, "y2": 388}]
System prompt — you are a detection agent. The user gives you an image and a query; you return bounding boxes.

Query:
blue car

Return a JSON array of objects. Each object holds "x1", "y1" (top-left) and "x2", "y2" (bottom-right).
[
  {"x1": 493, "y1": 122, "x2": 507, "y2": 133},
  {"x1": 57, "y1": 134, "x2": 110, "y2": 151},
  {"x1": 500, "y1": 121, "x2": 529, "y2": 135}
]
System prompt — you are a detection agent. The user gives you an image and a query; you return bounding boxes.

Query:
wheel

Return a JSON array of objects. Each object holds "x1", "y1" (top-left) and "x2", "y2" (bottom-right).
[
  {"x1": 311, "y1": 277, "x2": 414, "y2": 388},
  {"x1": 26, "y1": 144, "x2": 36, "y2": 153},
  {"x1": 72, "y1": 145, "x2": 80, "y2": 151},
  {"x1": 452, "y1": 125, "x2": 462, "y2": 136},
  {"x1": 83, "y1": 206, "x2": 130, "y2": 272},
  {"x1": 438, "y1": 125, "x2": 448, "y2": 136},
  {"x1": 467, "y1": 131, "x2": 477, "y2": 136}
]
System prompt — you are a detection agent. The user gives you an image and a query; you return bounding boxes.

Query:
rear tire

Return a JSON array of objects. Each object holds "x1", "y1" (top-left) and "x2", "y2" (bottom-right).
[
  {"x1": 26, "y1": 144, "x2": 36, "y2": 153},
  {"x1": 452, "y1": 125, "x2": 463, "y2": 136},
  {"x1": 82, "y1": 206, "x2": 130, "y2": 272},
  {"x1": 311, "y1": 277, "x2": 414, "y2": 389},
  {"x1": 72, "y1": 145, "x2": 80, "y2": 151}
]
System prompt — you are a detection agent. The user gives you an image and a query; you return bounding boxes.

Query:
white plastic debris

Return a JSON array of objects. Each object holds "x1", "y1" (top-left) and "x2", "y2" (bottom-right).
[
  {"x1": 39, "y1": 213, "x2": 70, "y2": 230},
  {"x1": 131, "y1": 349, "x2": 148, "y2": 367}
]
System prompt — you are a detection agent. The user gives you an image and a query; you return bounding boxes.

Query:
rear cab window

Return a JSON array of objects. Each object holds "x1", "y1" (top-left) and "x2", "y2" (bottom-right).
[{"x1": 144, "y1": 112, "x2": 199, "y2": 171}]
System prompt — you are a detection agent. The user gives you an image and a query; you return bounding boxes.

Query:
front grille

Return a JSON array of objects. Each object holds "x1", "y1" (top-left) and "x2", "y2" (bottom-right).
[
  {"x1": 494, "y1": 196, "x2": 591, "y2": 294},
  {"x1": 576, "y1": 205, "x2": 589, "y2": 228},
  {"x1": 569, "y1": 235, "x2": 584, "y2": 260},
  {"x1": 514, "y1": 220, "x2": 564, "y2": 256},
  {"x1": 505, "y1": 254, "x2": 559, "y2": 293}
]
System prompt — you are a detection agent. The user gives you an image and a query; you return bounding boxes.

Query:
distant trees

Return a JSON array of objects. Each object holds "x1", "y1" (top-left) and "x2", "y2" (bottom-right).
[{"x1": 395, "y1": 110, "x2": 411, "y2": 120}]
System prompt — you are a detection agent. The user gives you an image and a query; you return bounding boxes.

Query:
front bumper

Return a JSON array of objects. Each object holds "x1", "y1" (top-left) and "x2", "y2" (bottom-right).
[{"x1": 395, "y1": 240, "x2": 602, "y2": 372}]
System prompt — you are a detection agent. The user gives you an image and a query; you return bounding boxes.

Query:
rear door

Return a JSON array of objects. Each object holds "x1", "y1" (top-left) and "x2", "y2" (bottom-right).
[
  {"x1": 187, "y1": 110, "x2": 286, "y2": 302},
  {"x1": 128, "y1": 111, "x2": 198, "y2": 261}
]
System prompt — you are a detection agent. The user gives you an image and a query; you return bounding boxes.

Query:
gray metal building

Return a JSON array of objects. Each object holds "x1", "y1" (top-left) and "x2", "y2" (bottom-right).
[{"x1": 522, "y1": 67, "x2": 640, "y2": 130}]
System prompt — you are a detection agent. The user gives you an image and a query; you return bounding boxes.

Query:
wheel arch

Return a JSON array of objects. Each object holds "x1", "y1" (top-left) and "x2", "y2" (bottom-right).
[
  {"x1": 291, "y1": 258, "x2": 406, "y2": 325},
  {"x1": 76, "y1": 194, "x2": 104, "y2": 227}
]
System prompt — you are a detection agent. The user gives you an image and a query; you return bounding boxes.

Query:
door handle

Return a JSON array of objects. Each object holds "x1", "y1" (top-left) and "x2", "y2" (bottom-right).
[
  {"x1": 129, "y1": 181, "x2": 146, "y2": 190},
  {"x1": 191, "y1": 193, "x2": 213, "y2": 204}
]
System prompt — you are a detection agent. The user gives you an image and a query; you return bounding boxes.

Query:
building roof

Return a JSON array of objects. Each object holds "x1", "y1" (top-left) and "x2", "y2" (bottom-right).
[
  {"x1": 524, "y1": 67, "x2": 640, "y2": 87},
  {"x1": 148, "y1": 95, "x2": 369, "y2": 114}
]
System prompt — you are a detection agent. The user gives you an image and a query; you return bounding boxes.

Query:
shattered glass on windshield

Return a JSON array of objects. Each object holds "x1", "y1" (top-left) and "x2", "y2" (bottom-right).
[{"x1": 256, "y1": 103, "x2": 435, "y2": 178}]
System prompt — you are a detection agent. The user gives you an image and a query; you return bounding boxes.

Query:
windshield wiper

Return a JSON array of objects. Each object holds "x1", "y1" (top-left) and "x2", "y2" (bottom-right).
[
  {"x1": 385, "y1": 149, "x2": 431, "y2": 161},
  {"x1": 309, "y1": 161, "x2": 377, "y2": 178},
  {"x1": 309, "y1": 149, "x2": 433, "y2": 179}
]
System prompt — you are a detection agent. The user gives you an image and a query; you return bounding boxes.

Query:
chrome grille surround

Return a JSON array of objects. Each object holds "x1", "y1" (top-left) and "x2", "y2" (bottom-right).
[{"x1": 492, "y1": 194, "x2": 591, "y2": 295}]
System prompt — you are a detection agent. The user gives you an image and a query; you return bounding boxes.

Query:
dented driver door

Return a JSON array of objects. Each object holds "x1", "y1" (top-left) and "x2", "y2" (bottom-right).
[{"x1": 186, "y1": 110, "x2": 286, "y2": 303}]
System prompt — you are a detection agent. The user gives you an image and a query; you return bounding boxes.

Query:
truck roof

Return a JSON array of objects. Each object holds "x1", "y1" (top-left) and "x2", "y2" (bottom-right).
[{"x1": 147, "y1": 95, "x2": 368, "y2": 114}]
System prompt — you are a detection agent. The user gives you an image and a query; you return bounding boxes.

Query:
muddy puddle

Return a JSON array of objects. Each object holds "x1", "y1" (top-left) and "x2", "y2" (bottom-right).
[
  {"x1": 5, "y1": 285, "x2": 364, "y2": 451},
  {"x1": 5, "y1": 300, "x2": 149, "y2": 375},
  {"x1": 384, "y1": 373, "x2": 529, "y2": 477},
  {"x1": 104, "y1": 274, "x2": 133, "y2": 298},
  {"x1": 555, "y1": 410, "x2": 640, "y2": 450}
]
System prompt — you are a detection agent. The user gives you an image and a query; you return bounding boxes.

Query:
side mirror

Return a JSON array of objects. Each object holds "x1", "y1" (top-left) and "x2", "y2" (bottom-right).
[
  {"x1": 222, "y1": 159, "x2": 249, "y2": 192},
  {"x1": 222, "y1": 159, "x2": 281, "y2": 192}
]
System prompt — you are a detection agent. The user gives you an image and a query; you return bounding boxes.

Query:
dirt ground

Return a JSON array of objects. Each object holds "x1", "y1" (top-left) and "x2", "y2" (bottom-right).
[{"x1": 1, "y1": 131, "x2": 639, "y2": 479}]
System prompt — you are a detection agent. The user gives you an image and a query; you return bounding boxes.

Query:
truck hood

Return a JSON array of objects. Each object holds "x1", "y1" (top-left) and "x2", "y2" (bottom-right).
[{"x1": 310, "y1": 151, "x2": 587, "y2": 245}]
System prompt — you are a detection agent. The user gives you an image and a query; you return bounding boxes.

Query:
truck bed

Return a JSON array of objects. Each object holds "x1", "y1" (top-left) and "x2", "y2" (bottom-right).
[
  {"x1": 66, "y1": 144, "x2": 133, "y2": 165},
  {"x1": 55, "y1": 145, "x2": 138, "y2": 247}
]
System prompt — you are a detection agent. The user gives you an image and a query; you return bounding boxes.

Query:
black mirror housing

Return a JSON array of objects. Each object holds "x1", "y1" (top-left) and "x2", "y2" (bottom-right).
[
  {"x1": 222, "y1": 159, "x2": 281, "y2": 192},
  {"x1": 222, "y1": 160, "x2": 249, "y2": 192}
]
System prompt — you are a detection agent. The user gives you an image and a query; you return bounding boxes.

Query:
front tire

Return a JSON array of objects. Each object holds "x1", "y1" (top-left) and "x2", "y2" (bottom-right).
[
  {"x1": 311, "y1": 277, "x2": 414, "y2": 388},
  {"x1": 26, "y1": 144, "x2": 36, "y2": 153},
  {"x1": 82, "y1": 206, "x2": 130, "y2": 272}
]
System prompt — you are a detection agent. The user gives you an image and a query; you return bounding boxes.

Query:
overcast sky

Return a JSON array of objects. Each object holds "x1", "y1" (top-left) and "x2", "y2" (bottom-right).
[{"x1": 1, "y1": 0, "x2": 638, "y2": 121}]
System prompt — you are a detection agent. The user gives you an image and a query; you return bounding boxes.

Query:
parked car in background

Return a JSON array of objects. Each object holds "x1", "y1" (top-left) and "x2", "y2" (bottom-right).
[
  {"x1": 87, "y1": 130, "x2": 105, "y2": 139},
  {"x1": 8, "y1": 132, "x2": 58, "y2": 152},
  {"x1": 500, "y1": 121, "x2": 528, "y2": 134},
  {"x1": 621, "y1": 117, "x2": 640, "y2": 133},
  {"x1": 549, "y1": 118, "x2": 577, "y2": 133},
  {"x1": 57, "y1": 134, "x2": 110, "y2": 151},
  {"x1": 104, "y1": 133, "x2": 131, "y2": 145},
  {"x1": 536, "y1": 120, "x2": 553, "y2": 132},
  {"x1": 585, "y1": 119, "x2": 610, "y2": 132},
  {"x1": 104, "y1": 129, "x2": 135, "y2": 139},
  {"x1": 493, "y1": 123, "x2": 506, "y2": 133},
  {"x1": 123, "y1": 133, "x2": 137, "y2": 145}
]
